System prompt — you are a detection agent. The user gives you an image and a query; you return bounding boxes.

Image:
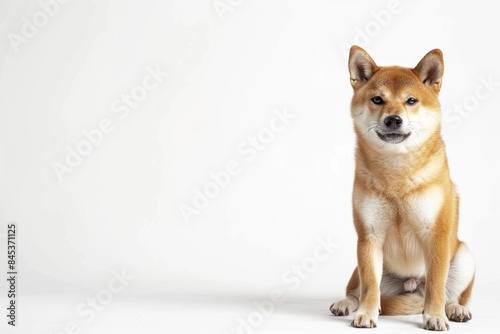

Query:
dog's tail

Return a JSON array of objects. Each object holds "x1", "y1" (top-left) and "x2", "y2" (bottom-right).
[{"x1": 380, "y1": 294, "x2": 424, "y2": 315}]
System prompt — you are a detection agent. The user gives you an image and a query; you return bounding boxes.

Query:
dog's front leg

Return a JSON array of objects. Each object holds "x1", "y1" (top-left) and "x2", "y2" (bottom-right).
[
  {"x1": 423, "y1": 233, "x2": 451, "y2": 331},
  {"x1": 352, "y1": 232, "x2": 383, "y2": 328}
]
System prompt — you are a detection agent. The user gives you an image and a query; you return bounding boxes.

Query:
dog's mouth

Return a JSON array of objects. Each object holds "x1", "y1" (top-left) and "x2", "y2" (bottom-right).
[{"x1": 376, "y1": 131, "x2": 411, "y2": 144}]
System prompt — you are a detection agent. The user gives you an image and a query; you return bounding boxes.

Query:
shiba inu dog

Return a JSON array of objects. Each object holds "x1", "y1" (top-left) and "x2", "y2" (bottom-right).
[{"x1": 329, "y1": 46, "x2": 475, "y2": 331}]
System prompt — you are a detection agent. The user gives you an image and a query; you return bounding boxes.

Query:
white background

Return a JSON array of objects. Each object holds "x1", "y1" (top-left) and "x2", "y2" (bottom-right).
[{"x1": 1, "y1": 0, "x2": 500, "y2": 333}]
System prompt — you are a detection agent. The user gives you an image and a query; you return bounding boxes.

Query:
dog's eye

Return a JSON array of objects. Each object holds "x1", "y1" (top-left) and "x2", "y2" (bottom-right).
[
  {"x1": 406, "y1": 97, "x2": 418, "y2": 106},
  {"x1": 371, "y1": 96, "x2": 384, "y2": 105}
]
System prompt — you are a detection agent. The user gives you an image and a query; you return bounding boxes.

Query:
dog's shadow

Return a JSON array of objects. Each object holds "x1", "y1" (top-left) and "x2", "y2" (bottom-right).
[
  {"x1": 282, "y1": 298, "x2": 352, "y2": 326},
  {"x1": 283, "y1": 297, "x2": 422, "y2": 329}
]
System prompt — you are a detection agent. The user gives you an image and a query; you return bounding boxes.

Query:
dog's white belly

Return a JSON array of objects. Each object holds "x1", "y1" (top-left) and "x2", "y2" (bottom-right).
[
  {"x1": 383, "y1": 227, "x2": 426, "y2": 277},
  {"x1": 382, "y1": 185, "x2": 444, "y2": 277}
]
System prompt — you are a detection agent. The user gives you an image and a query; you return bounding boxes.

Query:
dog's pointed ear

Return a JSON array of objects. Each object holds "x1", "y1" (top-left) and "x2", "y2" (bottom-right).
[
  {"x1": 413, "y1": 49, "x2": 444, "y2": 93},
  {"x1": 349, "y1": 45, "x2": 378, "y2": 89}
]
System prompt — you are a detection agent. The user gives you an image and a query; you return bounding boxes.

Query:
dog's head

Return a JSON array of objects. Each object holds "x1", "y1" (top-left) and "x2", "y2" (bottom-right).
[{"x1": 348, "y1": 46, "x2": 444, "y2": 152}]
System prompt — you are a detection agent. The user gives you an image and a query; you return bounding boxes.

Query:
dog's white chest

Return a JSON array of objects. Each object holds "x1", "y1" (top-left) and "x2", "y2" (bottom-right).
[
  {"x1": 357, "y1": 187, "x2": 443, "y2": 236},
  {"x1": 404, "y1": 186, "x2": 444, "y2": 231}
]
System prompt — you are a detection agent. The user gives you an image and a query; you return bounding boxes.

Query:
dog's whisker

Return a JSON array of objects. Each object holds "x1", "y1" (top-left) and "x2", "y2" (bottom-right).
[
  {"x1": 364, "y1": 124, "x2": 379, "y2": 139},
  {"x1": 426, "y1": 111, "x2": 440, "y2": 124},
  {"x1": 407, "y1": 124, "x2": 421, "y2": 143}
]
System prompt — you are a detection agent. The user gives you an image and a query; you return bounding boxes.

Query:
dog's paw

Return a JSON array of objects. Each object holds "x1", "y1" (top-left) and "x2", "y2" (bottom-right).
[
  {"x1": 351, "y1": 309, "x2": 378, "y2": 328},
  {"x1": 330, "y1": 295, "x2": 359, "y2": 316},
  {"x1": 423, "y1": 313, "x2": 450, "y2": 331},
  {"x1": 446, "y1": 303, "x2": 472, "y2": 322}
]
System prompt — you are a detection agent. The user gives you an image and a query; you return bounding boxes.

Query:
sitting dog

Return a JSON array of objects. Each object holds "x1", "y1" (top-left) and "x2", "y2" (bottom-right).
[{"x1": 330, "y1": 46, "x2": 475, "y2": 331}]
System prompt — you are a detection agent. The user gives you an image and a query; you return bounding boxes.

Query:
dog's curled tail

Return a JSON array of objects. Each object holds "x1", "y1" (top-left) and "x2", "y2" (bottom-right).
[{"x1": 380, "y1": 294, "x2": 424, "y2": 315}]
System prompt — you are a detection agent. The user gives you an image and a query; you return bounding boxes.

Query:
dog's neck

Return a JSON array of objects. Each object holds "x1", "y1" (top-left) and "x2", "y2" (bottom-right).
[{"x1": 354, "y1": 131, "x2": 450, "y2": 193}]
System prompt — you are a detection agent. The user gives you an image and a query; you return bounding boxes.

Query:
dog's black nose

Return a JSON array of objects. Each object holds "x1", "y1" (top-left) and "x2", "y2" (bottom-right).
[{"x1": 384, "y1": 115, "x2": 403, "y2": 129}]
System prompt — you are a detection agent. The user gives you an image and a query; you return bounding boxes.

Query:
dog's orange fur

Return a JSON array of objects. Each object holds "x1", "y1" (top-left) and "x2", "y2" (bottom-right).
[{"x1": 330, "y1": 46, "x2": 475, "y2": 331}]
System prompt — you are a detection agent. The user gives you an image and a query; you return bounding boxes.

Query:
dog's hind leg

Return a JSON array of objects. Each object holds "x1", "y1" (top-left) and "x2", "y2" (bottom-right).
[
  {"x1": 330, "y1": 267, "x2": 360, "y2": 316},
  {"x1": 445, "y1": 242, "x2": 475, "y2": 322}
]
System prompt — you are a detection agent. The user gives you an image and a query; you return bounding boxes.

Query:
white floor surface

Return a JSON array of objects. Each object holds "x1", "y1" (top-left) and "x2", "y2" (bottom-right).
[{"x1": 2, "y1": 294, "x2": 499, "y2": 334}]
